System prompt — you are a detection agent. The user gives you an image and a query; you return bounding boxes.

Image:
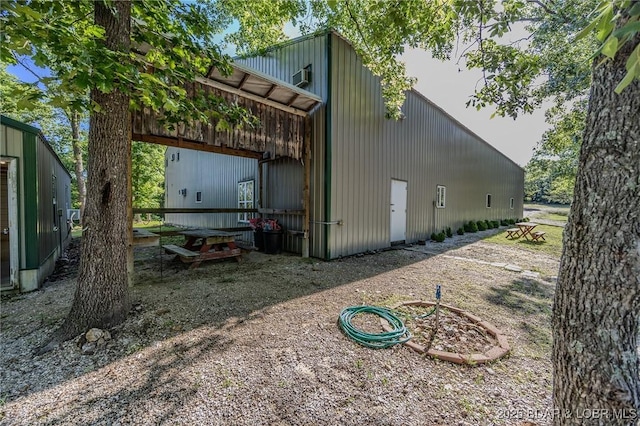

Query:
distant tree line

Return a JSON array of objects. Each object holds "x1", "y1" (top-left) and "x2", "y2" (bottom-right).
[{"x1": 524, "y1": 101, "x2": 584, "y2": 205}]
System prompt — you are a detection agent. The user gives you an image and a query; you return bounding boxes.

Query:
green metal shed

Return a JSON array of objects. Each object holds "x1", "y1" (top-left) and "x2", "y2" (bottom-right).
[{"x1": 1, "y1": 115, "x2": 72, "y2": 292}]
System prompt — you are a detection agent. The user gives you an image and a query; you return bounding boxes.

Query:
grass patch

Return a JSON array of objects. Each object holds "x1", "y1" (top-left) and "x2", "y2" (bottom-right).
[
  {"x1": 524, "y1": 202, "x2": 570, "y2": 213},
  {"x1": 537, "y1": 213, "x2": 568, "y2": 222},
  {"x1": 134, "y1": 222, "x2": 182, "y2": 233},
  {"x1": 483, "y1": 224, "x2": 564, "y2": 257}
]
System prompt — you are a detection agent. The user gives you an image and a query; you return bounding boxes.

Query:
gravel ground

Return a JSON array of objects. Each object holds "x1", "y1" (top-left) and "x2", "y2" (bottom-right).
[{"x1": 1, "y1": 228, "x2": 559, "y2": 426}]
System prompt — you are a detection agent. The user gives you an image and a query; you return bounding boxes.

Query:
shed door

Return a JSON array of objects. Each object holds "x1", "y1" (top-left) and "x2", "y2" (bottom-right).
[
  {"x1": 390, "y1": 179, "x2": 407, "y2": 243},
  {"x1": 1, "y1": 158, "x2": 18, "y2": 290}
]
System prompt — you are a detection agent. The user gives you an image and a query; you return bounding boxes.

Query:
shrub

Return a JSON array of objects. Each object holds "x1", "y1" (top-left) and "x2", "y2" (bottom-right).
[
  {"x1": 446, "y1": 227, "x2": 453, "y2": 238},
  {"x1": 484, "y1": 220, "x2": 492, "y2": 229},
  {"x1": 464, "y1": 222, "x2": 472, "y2": 232},
  {"x1": 457, "y1": 227, "x2": 465, "y2": 235},
  {"x1": 492, "y1": 220, "x2": 500, "y2": 229},
  {"x1": 507, "y1": 219, "x2": 516, "y2": 225},
  {"x1": 430, "y1": 232, "x2": 437, "y2": 241},
  {"x1": 477, "y1": 220, "x2": 487, "y2": 231},
  {"x1": 468, "y1": 221, "x2": 478, "y2": 233},
  {"x1": 500, "y1": 219, "x2": 509, "y2": 226},
  {"x1": 524, "y1": 217, "x2": 530, "y2": 222},
  {"x1": 434, "y1": 232, "x2": 446, "y2": 242}
]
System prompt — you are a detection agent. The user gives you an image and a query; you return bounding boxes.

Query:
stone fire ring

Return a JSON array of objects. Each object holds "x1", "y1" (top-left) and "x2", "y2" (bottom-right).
[{"x1": 380, "y1": 300, "x2": 510, "y2": 365}]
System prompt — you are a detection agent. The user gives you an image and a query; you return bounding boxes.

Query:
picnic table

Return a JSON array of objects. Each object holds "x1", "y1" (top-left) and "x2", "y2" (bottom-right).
[
  {"x1": 163, "y1": 229, "x2": 242, "y2": 269},
  {"x1": 506, "y1": 222, "x2": 545, "y2": 242},
  {"x1": 132, "y1": 228, "x2": 160, "y2": 247}
]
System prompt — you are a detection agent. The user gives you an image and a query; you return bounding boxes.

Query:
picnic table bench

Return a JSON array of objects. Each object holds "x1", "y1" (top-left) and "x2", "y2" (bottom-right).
[
  {"x1": 133, "y1": 228, "x2": 160, "y2": 247},
  {"x1": 531, "y1": 231, "x2": 546, "y2": 242},
  {"x1": 505, "y1": 228, "x2": 520, "y2": 239},
  {"x1": 163, "y1": 229, "x2": 242, "y2": 269}
]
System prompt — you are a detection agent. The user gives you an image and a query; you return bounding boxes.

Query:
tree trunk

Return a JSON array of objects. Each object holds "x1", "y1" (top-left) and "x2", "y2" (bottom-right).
[
  {"x1": 70, "y1": 110, "x2": 87, "y2": 224},
  {"x1": 41, "y1": 1, "x2": 132, "y2": 348},
  {"x1": 552, "y1": 24, "x2": 640, "y2": 425}
]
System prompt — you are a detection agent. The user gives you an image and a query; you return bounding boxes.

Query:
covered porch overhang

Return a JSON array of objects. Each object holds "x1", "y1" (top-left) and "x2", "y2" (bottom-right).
[
  {"x1": 131, "y1": 62, "x2": 321, "y2": 160},
  {"x1": 129, "y1": 63, "x2": 322, "y2": 268}
]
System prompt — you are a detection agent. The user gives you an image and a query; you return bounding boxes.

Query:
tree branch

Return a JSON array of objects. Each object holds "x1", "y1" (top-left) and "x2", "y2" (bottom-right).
[
  {"x1": 12, "y1": 55, "x2": 49, "y2": 86},
  {"x1": 527, "y1": 0, "x2": 555, "y2": 16}
]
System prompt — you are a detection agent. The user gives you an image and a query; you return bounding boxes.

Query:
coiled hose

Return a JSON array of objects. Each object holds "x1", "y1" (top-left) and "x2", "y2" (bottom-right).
[{"x1": 338, "y1": 306, "x2": 412, "y2": 349}]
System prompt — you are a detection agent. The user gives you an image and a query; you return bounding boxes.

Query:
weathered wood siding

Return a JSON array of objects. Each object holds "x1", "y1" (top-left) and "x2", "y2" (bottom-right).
[{"x1": 132, "y1": 82, "x2": 306, "y2": 160}]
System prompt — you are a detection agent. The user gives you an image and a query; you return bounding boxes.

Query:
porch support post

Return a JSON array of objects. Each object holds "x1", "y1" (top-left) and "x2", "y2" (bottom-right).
[
  {"x1": 302, "y1": 116, "x2": 312, "y2": 258},
  {"x1": 258, "y1": 161, "x2": 264, "y2": 212}
]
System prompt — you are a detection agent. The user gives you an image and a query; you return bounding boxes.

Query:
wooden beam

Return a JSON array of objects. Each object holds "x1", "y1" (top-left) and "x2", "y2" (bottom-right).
[
  {"x1": 302, "y1": 115, "x2": 312, "y2": 258},
  {"x1": 258, "y1": 208, "x2": 305, "y2": 216},
  {"x1": 196, "y1": 77, "x2": 309, "y2": 117},
  {"x1": 265, "y1": 84, "x2": 278, "y2": 98},
  {"x1": 237, "y1": 72, "x2": 250, "y2": 89},
  {"x1": 258, "y1": 161, "x2": 264, "y2": 212},
  {"x1": 132, "y1": 133, "x2": 263, "y2": 159},
  {"x1": 287, "y1": 93, "x2": 300, "y2": 107},
  {"x1": 133, "y1": 207, "x2": 259, "y2": 214}
]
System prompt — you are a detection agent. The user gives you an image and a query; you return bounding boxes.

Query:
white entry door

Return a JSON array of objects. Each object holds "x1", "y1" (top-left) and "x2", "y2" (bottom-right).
[
  {"x1": 1, "y1": 158, "x2": 19, "y2": 290},
  {"x1": 390, "y1": 179, "x2": 407, "y2": 243}
]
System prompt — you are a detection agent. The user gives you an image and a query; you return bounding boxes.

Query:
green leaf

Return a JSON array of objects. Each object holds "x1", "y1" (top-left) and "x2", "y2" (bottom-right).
[
  {"x1": 574, "y1": 17, "x2": 599, "y2": 41},
  {"x1": 612, "y1": 21, "x2": 640, "y2": 39},
  {"x1": 614, "y1": 68, "x2": 637, "y2": 94},
  {"x1": 16, "y1": 97, "x2": 36, "y2": 110},
  {"x1": 601, "y1": 36, "x2": 618, "y2": 59},
  {"x1": 595, "y1": 6, "x2": 615, "y2": 42},
  {"x1": 615, "y1": 44, "x2": 640, "y2": 94}
]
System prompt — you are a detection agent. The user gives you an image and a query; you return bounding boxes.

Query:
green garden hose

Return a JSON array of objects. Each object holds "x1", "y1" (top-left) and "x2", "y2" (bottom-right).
[{"x1": 338, "y1": 306, "x2": 412, "y2": 349}]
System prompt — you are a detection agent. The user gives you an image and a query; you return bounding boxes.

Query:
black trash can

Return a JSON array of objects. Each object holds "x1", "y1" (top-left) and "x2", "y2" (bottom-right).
[
  {"x1": 253, "y1": 230, "x2": 265, "y2": 251},
  {"x1": 263, "y1": 230, "x2": 283, "y2": 254}
]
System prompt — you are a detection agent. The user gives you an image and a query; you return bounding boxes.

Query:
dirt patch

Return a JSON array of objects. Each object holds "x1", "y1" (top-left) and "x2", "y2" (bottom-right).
[
  {"x1": 396, "y1": 305, "x2": 497, "y2": 354},
  {"x1": 0, "y1": 233, "x2": 559, "y2": 425}
]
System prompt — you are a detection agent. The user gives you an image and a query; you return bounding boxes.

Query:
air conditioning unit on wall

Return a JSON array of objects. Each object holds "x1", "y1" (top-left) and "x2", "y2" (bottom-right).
[{"x1": 292, "y1": 65, "x2": 311, "y2": 88}]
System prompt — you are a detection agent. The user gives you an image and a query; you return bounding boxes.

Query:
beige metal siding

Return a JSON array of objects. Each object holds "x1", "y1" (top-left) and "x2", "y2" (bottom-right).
[
  {"x1": 236, "y1": 34, "x2": 329, "y2": 258},
  {"x1": 164, "y1": 148, "x2": 258, "y2": 243},
  {"x1": 328, "y1": 34, "x2": 524, "y2": 258},
  {"x1": 263, "y1": 157, "x2": 304, "y2": 253},
  {"x1": 236, "y1": 34, "x2": 329, "y2": 100}
]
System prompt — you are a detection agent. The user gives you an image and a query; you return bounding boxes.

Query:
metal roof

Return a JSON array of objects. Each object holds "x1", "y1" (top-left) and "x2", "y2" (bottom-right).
[{"x1": 205, "y1": 62, "x2": 322, "y2": 116}]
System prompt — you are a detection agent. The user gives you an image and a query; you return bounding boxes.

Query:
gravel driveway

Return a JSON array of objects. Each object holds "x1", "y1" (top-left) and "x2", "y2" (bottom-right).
[{"x1": 1, "y1": 230, "x2": 559, "y2": 425}]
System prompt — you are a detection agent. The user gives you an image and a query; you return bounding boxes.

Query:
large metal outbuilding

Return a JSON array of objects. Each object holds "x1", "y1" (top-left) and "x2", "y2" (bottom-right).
[
  {"x1": 1, "y1": 115, "x2": 72, "y2": 292},
  {"x1": 163, "y1": 31, "x2": 524, "y2": 260}
]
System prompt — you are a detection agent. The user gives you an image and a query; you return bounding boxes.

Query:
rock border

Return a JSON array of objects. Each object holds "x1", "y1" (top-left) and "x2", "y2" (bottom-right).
[{"x1": 381, "y1": 300, "x2": 510, "y2": 365}]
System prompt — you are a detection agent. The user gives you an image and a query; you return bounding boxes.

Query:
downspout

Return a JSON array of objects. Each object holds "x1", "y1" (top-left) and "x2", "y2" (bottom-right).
[{"x1": 324, "y1": 32, "x2": 333, "y2": 260}]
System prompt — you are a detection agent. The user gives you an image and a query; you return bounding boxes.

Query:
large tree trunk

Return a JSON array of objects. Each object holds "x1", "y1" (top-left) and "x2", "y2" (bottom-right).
[
  {"x1": 40, "y1": 1, "x2": 132, "y2": 348},
  {"x1": 70, "y1": 110, "x2": 87, "y2": 224},
  {"x1": 552, "y1": 23, "x2": 640, "y2": 426}
]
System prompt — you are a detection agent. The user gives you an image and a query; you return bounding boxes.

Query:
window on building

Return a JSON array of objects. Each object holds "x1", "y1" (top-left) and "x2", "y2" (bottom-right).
[
  {"x1": 486, "y1": 194, "x2": 492, "y2": 208},
  {"x1": 195, "y1": 191, "x2": 202, "y2": 203},
  {"x1": 238, "y1": 180, "x2": 254, "y2": 222},
  {"x1": 510, "y1": 197, "x2": 514, "y2": 209},
  {"x1": 436, "y1": 185, "x2": 446, "y2": 208}
]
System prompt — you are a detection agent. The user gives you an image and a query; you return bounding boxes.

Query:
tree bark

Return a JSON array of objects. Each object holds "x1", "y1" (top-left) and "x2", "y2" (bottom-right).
[
  {"x1": 41, "y1": 0, "x2": 132, "y2": 347},
  {"x1": 70, "y1": 110, "x2": 87, "y2": 224},
  {"x1": 552, "y1": 21, "x2": 640, "y2": 426}
]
